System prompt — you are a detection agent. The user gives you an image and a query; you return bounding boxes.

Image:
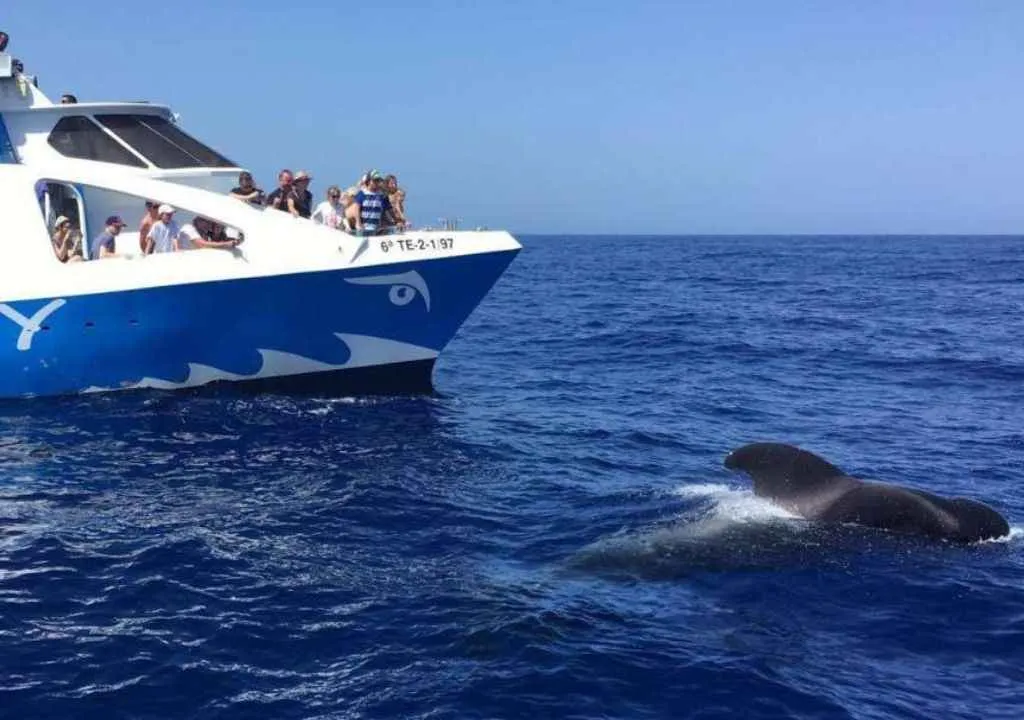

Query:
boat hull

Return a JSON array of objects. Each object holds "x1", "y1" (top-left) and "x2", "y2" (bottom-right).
[
  {"x1": 177, "y1": 358, "x2": 436, "y2": 397},
  {"x1": 0, "y1": 248, "x2": 517, "y2": 398}
]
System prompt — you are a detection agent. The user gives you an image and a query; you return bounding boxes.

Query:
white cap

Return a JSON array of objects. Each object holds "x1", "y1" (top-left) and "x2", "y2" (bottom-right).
[
  {"x1": 158, "y1": 204, "x2": 175, "y2": 214},
  {"x1": 54, "y1": 215, "x2": 70, "y2": 226}
]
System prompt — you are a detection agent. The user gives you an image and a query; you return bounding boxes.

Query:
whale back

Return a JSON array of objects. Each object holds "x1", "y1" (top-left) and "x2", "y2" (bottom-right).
[
  {"x1": 724, "y1": 442, "x2": 848, "y2": 501},
  {"x1": 725, "y1": 442, "x2": 1012, "y2": 543}
]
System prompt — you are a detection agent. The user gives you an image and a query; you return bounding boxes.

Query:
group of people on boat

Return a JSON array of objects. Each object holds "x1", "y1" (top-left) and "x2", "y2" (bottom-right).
[
  {"x1": 46, "y1": 165, "x2": 408, "y2": 263},
  {"x1": 137, "y1": 202, "x2": 242, "y2": 254},
  {"x1": 50, "y1": 204, "x2": 242, "y2": 263},
  {"x1": 230, "y1": 168, "x2": 408, "y2": 236}
]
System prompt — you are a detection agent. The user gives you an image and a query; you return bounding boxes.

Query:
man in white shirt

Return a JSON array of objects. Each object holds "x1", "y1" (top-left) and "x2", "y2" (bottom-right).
[
  {"x1": 311, "y1": 186, "x2": 345, "y2": 229},
  {"x1": 145, "y1": 204, "x2": 181, "y2": 254}
]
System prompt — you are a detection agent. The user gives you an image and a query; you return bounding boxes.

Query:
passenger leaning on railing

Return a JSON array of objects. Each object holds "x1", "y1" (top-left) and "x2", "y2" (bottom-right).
[
  {"x1": 178, "y1": 216, "x2": 242, "y2": 250},
  {"x1": 229, "y1": 171, "x2": 265, "y2": 207}
]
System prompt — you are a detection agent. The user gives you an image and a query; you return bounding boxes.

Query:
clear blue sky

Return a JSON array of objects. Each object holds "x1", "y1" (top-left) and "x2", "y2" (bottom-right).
[{"x1": 8, "y1": 1, "x2": 1024, "y2": 234}]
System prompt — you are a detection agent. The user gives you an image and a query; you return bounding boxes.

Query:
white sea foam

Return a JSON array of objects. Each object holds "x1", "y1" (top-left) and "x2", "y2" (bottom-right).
[
  {"x1": 977, "y1": 526, "x2": 1024, "y2": 545},
  {"x1": 568, "y1": 482, "x2": 808, "y2": 576},
  {"x1": 672, "y1": 482, "x2": 800, "y2": 523}
]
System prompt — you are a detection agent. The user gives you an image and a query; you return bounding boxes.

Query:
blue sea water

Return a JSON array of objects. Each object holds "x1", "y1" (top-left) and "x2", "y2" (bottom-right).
[{"x1": 1, "y1": 235, "x2": 1023, "y2": 719}]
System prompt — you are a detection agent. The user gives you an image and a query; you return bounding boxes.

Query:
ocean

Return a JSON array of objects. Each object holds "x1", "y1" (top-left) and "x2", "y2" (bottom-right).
[{"x1": 1, "y1": 235, "x2": 1022, "y2": 719}]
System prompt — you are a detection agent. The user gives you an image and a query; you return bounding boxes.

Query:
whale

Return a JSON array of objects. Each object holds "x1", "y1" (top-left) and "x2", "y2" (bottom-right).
[{"x1": 724, "y1": 442, "x2": 1010, "y2": 543}]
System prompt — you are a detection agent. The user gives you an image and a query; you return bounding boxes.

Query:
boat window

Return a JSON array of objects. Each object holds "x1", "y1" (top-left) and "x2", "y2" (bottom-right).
[
  {"x1": 37, "y1": 181, "x2": 87, "y2": 263},
  {"x1": 95, "y1": 114, "x2": 235, "y2": 169},
  {"x1": 37, "y1": 181, "x2": 246, "y2": 261},
  {"x1": 47, "y1": 116, "x2": 147, "y2": 168}
]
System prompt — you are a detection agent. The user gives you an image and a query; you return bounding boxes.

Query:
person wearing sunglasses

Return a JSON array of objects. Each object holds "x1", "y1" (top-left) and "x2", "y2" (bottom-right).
[{"x1": 311, "y1": 185, "x2": 345, "y2": 229}]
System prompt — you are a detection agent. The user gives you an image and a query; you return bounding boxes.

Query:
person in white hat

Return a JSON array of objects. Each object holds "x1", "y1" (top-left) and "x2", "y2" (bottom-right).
[
  {"x1": 50, "y1": 215, "x2": 81, "y2": 263},
  {"x1": 288, "y1": 170, "x2": 313, "y2": 219},
  {"x1": 145, "y1": 204, "x2": 181, "y2": 254}
]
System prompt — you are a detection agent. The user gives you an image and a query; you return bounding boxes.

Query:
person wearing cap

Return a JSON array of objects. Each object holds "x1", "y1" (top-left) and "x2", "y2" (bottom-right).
[
  {"x1": 288, "y1": 170, "x2": 313, "y2": 219},
  {"x1": 90, "y1": 216, "x2": 127, "y2": 260},
  {"x1": 145, "y1": 204, "x2": 181, "y2": 254},
  {"x1": 354, "y1": 170, "x2": 399, "y2": 236}
]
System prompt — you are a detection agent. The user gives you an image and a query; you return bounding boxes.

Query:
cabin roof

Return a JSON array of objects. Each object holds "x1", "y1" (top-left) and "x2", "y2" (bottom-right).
[{"x1": 2, "y1": 102, "x2": 173, "y2": 117}]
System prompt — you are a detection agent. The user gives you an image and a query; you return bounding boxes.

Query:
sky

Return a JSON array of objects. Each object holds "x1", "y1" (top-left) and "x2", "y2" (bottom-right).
[{"x1": 7, "y1": 1, "x2": 1024, "y2": 234}]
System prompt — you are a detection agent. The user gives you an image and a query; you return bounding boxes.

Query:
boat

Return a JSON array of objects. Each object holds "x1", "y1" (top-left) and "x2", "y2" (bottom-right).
[{"x1": 0, "y1": 37, "x2": 520, "y2": 399}]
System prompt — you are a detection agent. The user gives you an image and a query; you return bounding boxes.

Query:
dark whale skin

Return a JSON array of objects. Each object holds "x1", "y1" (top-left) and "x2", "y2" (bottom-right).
[{"x1": 724, "y1": 442, "x2": 1010, "y2": 543}]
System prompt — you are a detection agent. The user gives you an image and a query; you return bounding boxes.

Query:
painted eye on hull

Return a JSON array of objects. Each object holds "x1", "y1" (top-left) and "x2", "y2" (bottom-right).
[
  {"x1": 389, "y1": 284, "x2": 417, "y2": 306},
  {"x1": 345, "y1": 270, "x2": 432, "y2": 312}
]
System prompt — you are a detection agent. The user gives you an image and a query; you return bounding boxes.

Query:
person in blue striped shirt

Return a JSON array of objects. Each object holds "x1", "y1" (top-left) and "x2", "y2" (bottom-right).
[{"x1": 354, "y1": 170, "x2": 401, "y2": 236}]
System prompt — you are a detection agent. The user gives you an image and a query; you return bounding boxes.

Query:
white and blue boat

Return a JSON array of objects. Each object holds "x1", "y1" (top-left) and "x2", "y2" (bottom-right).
[{"x1": 0, "y1": 42, "x2": 520, "y2": 399}]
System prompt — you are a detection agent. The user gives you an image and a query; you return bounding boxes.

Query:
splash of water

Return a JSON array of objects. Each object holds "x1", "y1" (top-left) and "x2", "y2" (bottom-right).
[
  {"x1": 566, "y1": 482, "x2": 814, "y2": 578},
  {"x1": 672, "y1": 483, "x2": 801, "y2": 524},
  {"x1": 976, "y1": 526, "x2": 1024, "y2": 545}
]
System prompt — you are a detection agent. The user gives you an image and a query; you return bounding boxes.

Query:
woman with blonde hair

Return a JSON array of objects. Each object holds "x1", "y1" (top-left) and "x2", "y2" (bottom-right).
[
  {"x1": 342, "y1": 187, "x2": 360, "y2": 232},
  {"x1": 385, "y1": 174, "x2": 407, "y2": 229}
]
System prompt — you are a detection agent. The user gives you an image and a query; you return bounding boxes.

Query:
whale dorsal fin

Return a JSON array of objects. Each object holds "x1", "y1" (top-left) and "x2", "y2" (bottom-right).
[{"x1": 724, "y1": 442, "x2": 847, "y2": 499}]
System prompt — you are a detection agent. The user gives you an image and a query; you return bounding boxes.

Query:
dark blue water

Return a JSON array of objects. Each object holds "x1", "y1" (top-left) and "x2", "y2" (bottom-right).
[{"x1": 2, "y1": 235, "x2": 1023, "y2": 719}]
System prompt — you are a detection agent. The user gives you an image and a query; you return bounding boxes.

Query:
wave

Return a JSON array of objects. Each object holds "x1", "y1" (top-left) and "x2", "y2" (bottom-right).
[{"x1": 81, "y1": 333, "x2": 438, "y2": 393}]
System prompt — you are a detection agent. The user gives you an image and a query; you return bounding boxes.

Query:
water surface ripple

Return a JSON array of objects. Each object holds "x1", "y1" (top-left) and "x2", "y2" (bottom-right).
[{"x1": 1, "y1": 235, "x2": 1023, "y2": 719}]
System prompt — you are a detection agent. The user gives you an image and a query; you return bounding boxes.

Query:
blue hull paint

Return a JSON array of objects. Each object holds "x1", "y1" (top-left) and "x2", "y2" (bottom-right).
[{"x1": 0, "y1": 249, "x2": 517, "y2": 398}]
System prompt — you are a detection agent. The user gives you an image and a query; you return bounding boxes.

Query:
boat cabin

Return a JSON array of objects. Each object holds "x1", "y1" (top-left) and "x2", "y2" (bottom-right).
[
  {"x1": 0, "y1": 46, "x2": 240, "y2": 184},
  {"x1": 0, "y1": 43, "x2": 254, "y2": 263}
]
